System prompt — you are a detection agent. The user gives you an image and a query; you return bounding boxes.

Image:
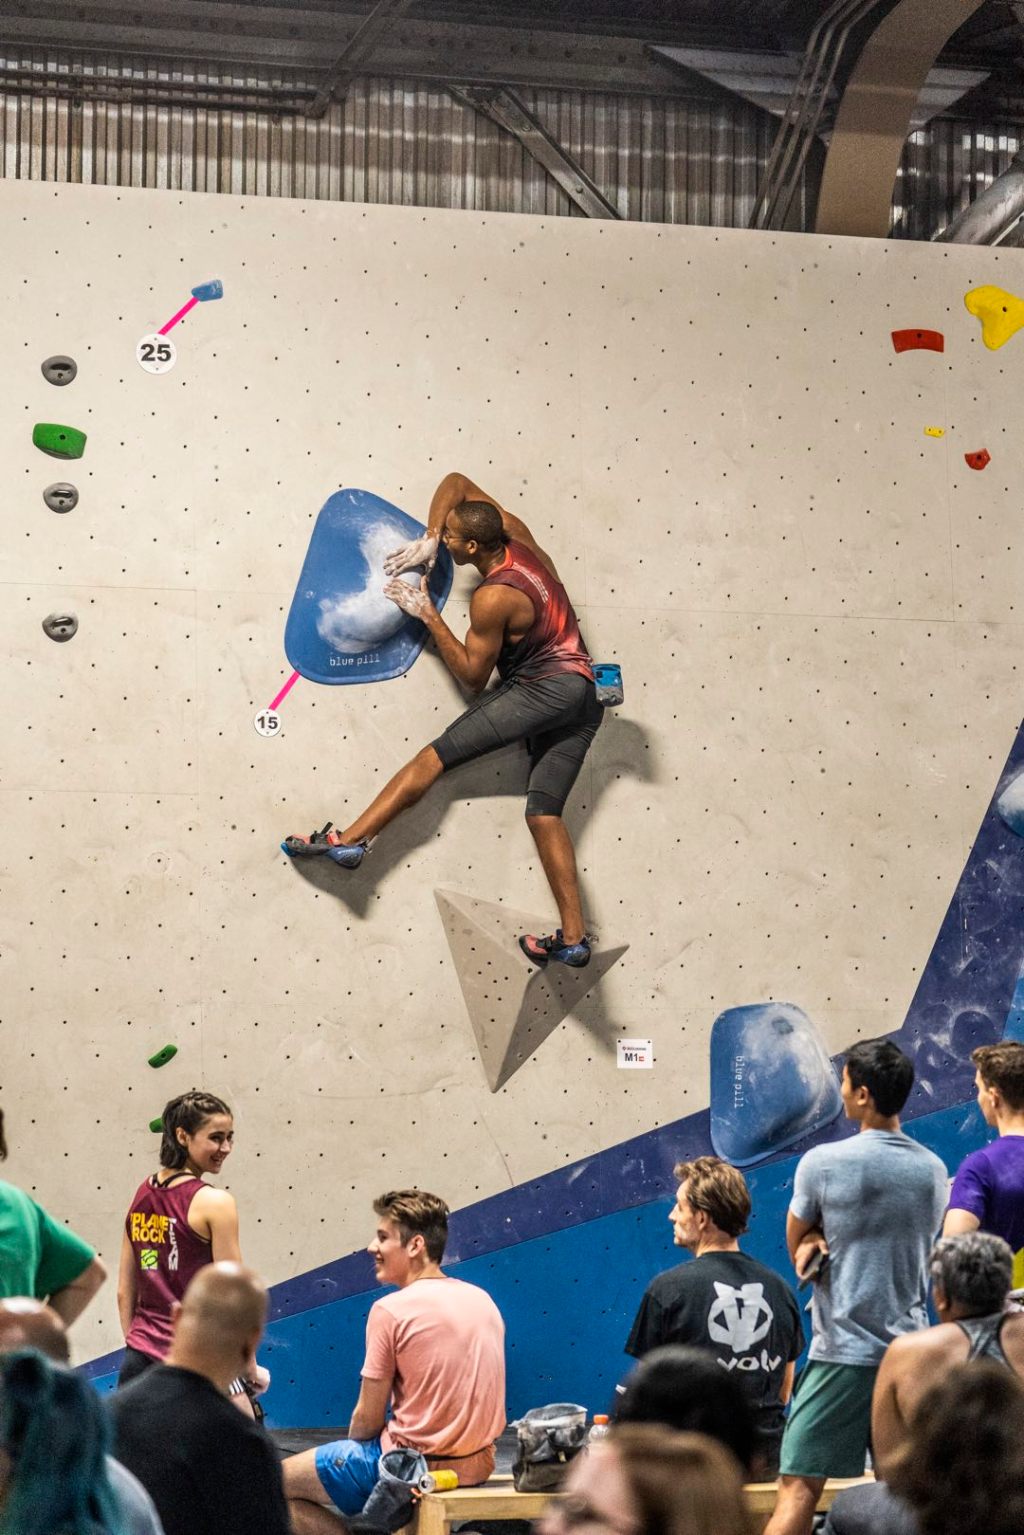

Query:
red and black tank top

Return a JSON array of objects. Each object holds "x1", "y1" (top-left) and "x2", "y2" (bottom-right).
[
  {"x1": 124, "y1": 1174, "x2": 212, "y2": 1360},
  {"x1": 482, "y1": 540, "x2": 593, "y2": 683}
]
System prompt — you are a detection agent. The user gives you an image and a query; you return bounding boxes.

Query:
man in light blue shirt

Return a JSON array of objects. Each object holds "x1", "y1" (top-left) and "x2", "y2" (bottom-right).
[{"x1": 764, "y1": 1038, "x2": 948, "y2": 1535}]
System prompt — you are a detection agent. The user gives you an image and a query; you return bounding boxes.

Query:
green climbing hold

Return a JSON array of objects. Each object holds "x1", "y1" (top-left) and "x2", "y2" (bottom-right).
[
  {"x1": 33, "y1": 422, "x2": 87, "y2": 460},
  {"x1": 149, "y1": 1117, "x2": 163, "y2": 1133},
  {"x1": 148, "y1": 1044, "x2": 178, "y2": 1069}
]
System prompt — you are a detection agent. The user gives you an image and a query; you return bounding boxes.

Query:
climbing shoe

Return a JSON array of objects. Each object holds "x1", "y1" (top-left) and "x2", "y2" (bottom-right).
[
  {"x1": 518, "y1": 930, "x2": 592, "y2": 968},
  {"x1": 281, "y1": 822, "x2": 367, "y2": 868}
]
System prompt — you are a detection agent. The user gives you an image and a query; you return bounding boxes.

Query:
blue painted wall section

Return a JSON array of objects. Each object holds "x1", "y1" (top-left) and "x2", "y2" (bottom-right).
[{"x1": 86, "y1": 720, "x2": 1024, "y2": 1419}]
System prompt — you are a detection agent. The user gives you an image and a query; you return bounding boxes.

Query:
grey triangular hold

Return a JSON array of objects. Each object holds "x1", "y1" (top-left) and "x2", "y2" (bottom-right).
[{"x1": 434, "y1": 889, "x2": 628, "y2": 1092}]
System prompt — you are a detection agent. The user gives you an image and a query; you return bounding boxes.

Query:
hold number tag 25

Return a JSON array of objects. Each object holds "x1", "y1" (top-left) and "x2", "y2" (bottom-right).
[{"x1": 136, "y1": 334, "x2": 177, "y2": 374}]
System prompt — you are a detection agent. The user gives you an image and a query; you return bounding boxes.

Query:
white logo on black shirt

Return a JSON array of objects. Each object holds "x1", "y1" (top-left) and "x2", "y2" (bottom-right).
[{"x1": 707, "y1": 1281, "x2": 773, "y2": 1354}]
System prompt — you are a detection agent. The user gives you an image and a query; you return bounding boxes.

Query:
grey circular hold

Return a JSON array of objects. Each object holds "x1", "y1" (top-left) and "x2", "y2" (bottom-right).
[
  {"x1": 41, "y1": 355, "x2": 78, "y2": 386},
  {"x1": 42, "y1": 611, "x2": 78, "y2": 642},
  {"x1": 43, "y1": 482, "x2": 79, "y2": 514}
]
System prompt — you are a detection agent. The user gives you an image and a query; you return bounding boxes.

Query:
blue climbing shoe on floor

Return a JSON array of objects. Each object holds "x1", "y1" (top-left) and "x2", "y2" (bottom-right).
[
  {"x1": 519, "y1": 930, "x2": 592, "y2": 968},
  {"x1": 281, "y1": 822, "x2": 368, "y2": 868}
]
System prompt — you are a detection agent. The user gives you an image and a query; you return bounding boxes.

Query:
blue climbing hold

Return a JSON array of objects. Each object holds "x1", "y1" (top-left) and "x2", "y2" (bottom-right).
[
  {"x1": 284, "y1": 488, "x2": 454, "y2": 685},
  {"x1": 997, "y1": 771, "x2": 1024, "y2": 837},
  {"x1": 709, "y1": 1002, "x2": 843, "y2": 1167},
  {"x1": 191, "y1": 279, "x2": 223, "y2": 301}
]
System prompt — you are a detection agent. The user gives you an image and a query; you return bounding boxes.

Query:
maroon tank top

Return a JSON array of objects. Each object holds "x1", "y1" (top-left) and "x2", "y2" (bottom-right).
[
  {"x1": 482, "y1": 541, "x2": 593, "y2": 683},
  {"x1": 124, "y1": 1174, "x2": 212, "y2": 1360}
]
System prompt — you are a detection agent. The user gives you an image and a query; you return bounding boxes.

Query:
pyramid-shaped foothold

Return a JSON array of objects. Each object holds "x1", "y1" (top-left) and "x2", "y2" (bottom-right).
[
  {"x1": 33, "y1": 422, "x2": 86, "y2": 460},
  {"x1": 434, "y1": 889, "x2": 628, "y2": 1092}
]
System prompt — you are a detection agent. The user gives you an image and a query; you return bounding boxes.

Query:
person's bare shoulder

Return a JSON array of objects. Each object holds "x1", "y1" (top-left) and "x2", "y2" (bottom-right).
[{"x1": 889, "y1": 1322, "x2": 969, "y2": 1365}]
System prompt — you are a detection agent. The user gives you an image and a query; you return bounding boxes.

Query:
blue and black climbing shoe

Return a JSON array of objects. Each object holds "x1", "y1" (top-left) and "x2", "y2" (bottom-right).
[
  {"x1": 518, "y1": 930, "x2": 592, "y2": 968},
  {"x1": 281, "y1": 822, "x2": 368, "y2": 869}
]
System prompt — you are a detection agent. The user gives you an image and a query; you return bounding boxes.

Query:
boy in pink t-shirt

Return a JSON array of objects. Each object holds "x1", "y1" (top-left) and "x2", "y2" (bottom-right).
[{"x1": 283, "y1": 1191, "x2": 506, "y2": 1530}]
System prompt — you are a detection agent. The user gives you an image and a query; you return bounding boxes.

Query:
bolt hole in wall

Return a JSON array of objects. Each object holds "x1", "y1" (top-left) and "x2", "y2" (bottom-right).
[{"x1": 2, "y1": 179, "x2": 1024, "y2": 1419}]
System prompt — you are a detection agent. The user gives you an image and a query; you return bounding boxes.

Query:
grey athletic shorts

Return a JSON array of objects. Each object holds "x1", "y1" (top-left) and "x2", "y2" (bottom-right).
[{"x1": 431, "y1": 671, "x2": 603, "y2": 817}]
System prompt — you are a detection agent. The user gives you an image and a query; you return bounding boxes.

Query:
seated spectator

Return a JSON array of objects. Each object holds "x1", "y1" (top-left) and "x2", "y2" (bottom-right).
[
  {"x1": 871, "y1": 1231, "x2": 1022, "y2": 1476},
  {"x1": 625, "y1": 1155, "x2": 802, "y2": 1475},
  {"x1": 0, "y1": 1106, "x2": 106, "y2": 1323},
  {"x1": 110, "y1": 1262, "x2": 289, "y2": 1535},
  {"x1": 0, "y1": 1296, "x2": 163, "y2": 1534},
  {"x1": 0, "y1": 1347, "x2": 127, "y2": 1534},
  {"x1": 538, "y1": 1422, "x2": 751, "y2": 1535},
  {"x1": 887, "y1": 1362, "x2": 1024, "y2": 1535},
  {"x1": 284, "y1": 1189, "x2": 506, "y2": 1534},
  {"x1": 823, "y1": 1231, "x2": 1022, "y2": 1535},
  {"x1": 614, "y1": 1344, "x2": 759, "y2": 1478}
]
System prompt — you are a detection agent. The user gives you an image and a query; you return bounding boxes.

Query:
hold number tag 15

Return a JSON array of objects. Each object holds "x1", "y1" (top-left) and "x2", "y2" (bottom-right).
[{"x1": 136, "y1": 334, "x2": 177, "y2": 374}]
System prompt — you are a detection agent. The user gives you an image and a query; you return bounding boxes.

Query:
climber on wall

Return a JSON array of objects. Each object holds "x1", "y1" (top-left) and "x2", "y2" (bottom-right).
[{"x1": 283, "y1": 472, "x2": 603, "y2": 968}]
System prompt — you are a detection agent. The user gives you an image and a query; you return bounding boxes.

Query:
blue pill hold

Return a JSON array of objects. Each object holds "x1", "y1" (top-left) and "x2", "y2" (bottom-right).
[
  {"x1": 191, "y1": 279, "x2": 223, "y2": 302},
  {"x1": 709, "y1": 1002, "x2": 843, "y2": 1167}
]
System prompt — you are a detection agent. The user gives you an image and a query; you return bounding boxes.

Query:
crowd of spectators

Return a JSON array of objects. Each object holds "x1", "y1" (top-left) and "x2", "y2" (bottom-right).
[{"x1": 3, "y1": 1037, "x2": 1024, "y2": 1534}]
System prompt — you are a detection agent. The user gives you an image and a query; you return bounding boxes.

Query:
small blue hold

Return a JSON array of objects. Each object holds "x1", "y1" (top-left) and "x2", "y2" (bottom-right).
[
  {"x1": 191, "y1": 279, "x2": 223, "y2": 302},
  {"x1": 997, "y1": 771, "x2": 1024, "y2": 837},
  {"x1": 709, "y1": 1002, "x2": 843, "y2": 1167}
]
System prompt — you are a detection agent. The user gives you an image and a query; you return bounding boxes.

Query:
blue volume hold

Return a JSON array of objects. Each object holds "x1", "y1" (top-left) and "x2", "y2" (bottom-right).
[
  {"x1": 284, "y1": 488, "x2": 454, "y2": 686},
  {"x1": 709, "y1": 1002, "x2": 843, "y2": 1167},
  {"x1": 191, "y1": 279, "x2": 223, "y2": 301},
  {"x1": 997, "y1": 771, "x2": 1024, "y2": 837}
]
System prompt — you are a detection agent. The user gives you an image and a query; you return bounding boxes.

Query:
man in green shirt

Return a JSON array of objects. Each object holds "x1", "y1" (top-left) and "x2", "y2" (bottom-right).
[{"x1": 0, "y1": 1109, "x2": 106, "y2": 1324}]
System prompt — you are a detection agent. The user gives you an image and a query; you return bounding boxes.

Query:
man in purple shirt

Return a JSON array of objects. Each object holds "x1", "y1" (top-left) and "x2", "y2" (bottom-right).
[{"x1": 945, "y1": 1043, "x2": 1024, "y2": 1286}]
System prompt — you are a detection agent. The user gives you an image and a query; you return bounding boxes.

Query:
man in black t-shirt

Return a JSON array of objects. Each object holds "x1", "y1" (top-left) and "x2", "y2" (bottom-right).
[
  {"x1": 625, "y1": 1155, "x2": 803, "y2": 1475},
  {"x1": 110, "y1": 1263, "x2": 290, "y2": 1535}
]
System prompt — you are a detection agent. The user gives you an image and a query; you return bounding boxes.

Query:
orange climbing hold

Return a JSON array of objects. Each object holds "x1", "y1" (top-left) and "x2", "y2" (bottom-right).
[{"x1": 891, "y1": 329, "x2": 944, "y2": 353}]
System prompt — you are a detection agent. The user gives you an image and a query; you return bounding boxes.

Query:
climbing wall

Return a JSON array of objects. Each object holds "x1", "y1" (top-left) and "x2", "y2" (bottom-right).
[{"x1": 2, "y1": 179, "x2": 1024, "y2": 1416}]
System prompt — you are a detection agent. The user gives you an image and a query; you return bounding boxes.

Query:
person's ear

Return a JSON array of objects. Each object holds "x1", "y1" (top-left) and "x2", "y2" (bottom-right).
[{"x1": 176, "y1": 1127, "x2": 188, "y2": 1147}]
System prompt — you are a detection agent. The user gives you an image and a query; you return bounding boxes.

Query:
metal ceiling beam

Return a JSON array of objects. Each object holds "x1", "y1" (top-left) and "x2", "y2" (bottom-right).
[
  {"x1": 933, "y1": 148, "x2": 1024, "y2": 243},
  {"x1": 649, "y1": 45, "x2": 988, "y2": 133},
  {"x1": 814, "y1": 0, "x2": 989, "y2": 237},
  {"x1": 307, "y1": 0, "x2": 414, "y2": 118},
  {"x1": 449, "y1": 85, "x2": 621, "y2": 219},
  {"x1": 0, "y1": 2, "x2": 693, "y2": 98}
]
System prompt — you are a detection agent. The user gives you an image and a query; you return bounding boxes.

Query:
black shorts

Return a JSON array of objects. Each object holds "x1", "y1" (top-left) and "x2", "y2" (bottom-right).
[{"x1": 431, "y1": 671, "x2": 603, "y2": 817}]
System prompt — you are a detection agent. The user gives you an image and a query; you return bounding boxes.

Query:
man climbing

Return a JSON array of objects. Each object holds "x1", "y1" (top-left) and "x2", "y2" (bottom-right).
[{"x1": 283, "y1": 472, "x2": 603, "y2": 967}]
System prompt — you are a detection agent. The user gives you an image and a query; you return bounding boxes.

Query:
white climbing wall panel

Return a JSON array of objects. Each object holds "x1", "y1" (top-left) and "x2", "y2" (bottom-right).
[{"x1": 1, "y1": 179, "x2": 1022, "y2": 1363}]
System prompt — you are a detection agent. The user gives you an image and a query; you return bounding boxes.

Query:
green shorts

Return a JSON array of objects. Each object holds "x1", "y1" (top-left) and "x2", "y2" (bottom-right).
[{"x1": 778, "y1": 1360, "x2": 878, "y2": 1479}]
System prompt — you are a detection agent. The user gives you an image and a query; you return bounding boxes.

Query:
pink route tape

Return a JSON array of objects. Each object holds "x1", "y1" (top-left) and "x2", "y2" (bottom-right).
[
  {"x1": 269, "y1": 670, "x2": 301, "y2": 712},
  {"x1": 159, "y1": 296, "x2": 198, "y2": 335}
]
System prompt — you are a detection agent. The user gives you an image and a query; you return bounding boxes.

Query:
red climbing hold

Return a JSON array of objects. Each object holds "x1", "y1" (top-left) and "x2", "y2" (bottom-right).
[
  {"x1": 891, "y1": 329, "x2": 944, "y2": 354},
  {"x1": 965, "y1": 449, "x2": 991, "y2": 471}
]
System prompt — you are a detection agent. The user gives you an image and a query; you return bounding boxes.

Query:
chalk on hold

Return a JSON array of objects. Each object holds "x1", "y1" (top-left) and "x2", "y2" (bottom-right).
[
  {"x1": 148, "y1": 1044, "x2": 178, "y2": 1069},
  {"x1": 964, "y1": 285, "x2": 1024, "y2": 350},
  {"x1": 40, "y1": 355, "x2": 78, "y2": 386},
  {"x1": 42, "y1": 612, "x2": 78, "y2": 643},
  {"x1": 191, "y1": 279, "x2": 223, "y2": 301},
  {"x1": 33, "y1": 423, "x2": 86, "y2": 460},
  {"x1": 924, "y1": 426, "x2": 945, "y2": 438},
  {"x1": 891, "y1": 329, "x2": 944, "y2": 353},
  {"x1": 148, "y1": 1117, "x2": 163, "y2": 1134},
  {"x1": 965, "y1": 448, "x2": 991, "y2": 471}
]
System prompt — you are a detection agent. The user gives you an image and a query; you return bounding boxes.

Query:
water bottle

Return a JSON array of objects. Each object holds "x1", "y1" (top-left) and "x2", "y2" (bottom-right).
[{"x1": 587, "y1": 1414, "x2": 611, "y2": 1449}]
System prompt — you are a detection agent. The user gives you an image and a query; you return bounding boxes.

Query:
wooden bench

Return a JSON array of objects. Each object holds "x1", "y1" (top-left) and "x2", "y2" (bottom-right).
[{"x1": 410, "y1": 1472, "x2": 875, "y2": 1535}]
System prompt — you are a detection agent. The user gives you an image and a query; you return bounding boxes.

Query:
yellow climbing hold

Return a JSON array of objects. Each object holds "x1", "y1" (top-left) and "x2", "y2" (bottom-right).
[
  {"x1": 924, "y1": 426, "x2": 945, "y2": 438},
  {"x1": 964, "y1": 285, "x2": 1024, "y2": 350}
]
